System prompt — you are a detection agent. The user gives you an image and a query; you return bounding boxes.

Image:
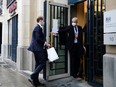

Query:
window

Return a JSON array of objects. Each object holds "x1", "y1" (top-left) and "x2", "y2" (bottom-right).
[
  {"x1": 0, "y1": 0, "x2": 3, "y2": 15},
  {"x1": 7, "y1": 0, "x2": 15, "y2": 7},
  {"x1": 8, "y1": 15, "x2": 18, "y2": 62}
]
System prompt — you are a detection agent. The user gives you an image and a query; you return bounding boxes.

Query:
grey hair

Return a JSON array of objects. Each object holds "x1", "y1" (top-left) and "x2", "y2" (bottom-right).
[{"x1": 72, "y1": 17, "x2": 78, "y2": 23}]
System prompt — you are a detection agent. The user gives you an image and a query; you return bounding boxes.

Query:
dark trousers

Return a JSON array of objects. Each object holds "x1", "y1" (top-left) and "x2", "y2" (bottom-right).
[
  {"x1": 69, "y1": 43, "x2": 81, "y2": 77},
  {"x1": 31, "y1": 50, "x2": 47, "y2": 83}
]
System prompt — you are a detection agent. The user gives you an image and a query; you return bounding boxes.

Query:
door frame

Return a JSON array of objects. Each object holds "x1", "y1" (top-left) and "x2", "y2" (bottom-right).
[{"x1": 44, "y1": 1, "x2": 71, "y2": 80}]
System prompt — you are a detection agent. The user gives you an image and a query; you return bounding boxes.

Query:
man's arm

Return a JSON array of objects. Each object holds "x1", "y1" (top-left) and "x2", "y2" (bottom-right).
[
  {"x1": 34, "y1": 27, "x2": 50, "y2": 47},
  {"x1": 58, "y1": 26, "x2": 70, "y2": 33},
  {"x1": 51, "y1": 26, "x2": 70, "y2": 36},
  {"x1": 34, "y1": 27, "x2": 45, "y2": 45}
]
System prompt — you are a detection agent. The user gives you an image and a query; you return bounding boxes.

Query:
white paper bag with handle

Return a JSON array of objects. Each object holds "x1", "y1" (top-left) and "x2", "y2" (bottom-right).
[{"x1": 47, "y1": 47, "x2": 59, "y2": 62}]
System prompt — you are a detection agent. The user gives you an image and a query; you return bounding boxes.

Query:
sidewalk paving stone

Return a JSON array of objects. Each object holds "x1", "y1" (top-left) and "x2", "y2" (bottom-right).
[{"x1": 0, "y1": 62, "x2": 93, "y2": 87}]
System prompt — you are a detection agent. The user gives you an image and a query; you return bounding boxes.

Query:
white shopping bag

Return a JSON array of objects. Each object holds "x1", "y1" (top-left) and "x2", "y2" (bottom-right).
[{"x1": 47, "y1": 47, "x2": 59, "y2": 62}]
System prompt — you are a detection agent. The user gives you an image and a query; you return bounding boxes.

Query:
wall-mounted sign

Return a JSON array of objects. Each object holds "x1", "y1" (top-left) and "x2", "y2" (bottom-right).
[
  {"x1": 9, "y1": 1, "x2": 17, "y2": 13},
  {"x1": 52, "y1": 19, "x2": 59, "y2": 33},
  {"x1": 104, "y1": 10, "x2": 116, "y2": 45},
  {"x1": 104, "y1": 33, "x2": 116, "y2": 45},
  {"x1": 104, "y1": 10, "x2": 116, "y2": 33}
]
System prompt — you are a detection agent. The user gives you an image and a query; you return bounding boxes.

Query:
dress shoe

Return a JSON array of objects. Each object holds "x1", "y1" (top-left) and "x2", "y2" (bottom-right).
[
  {"x1": 77, "y1": 73, "x2": 83, "y2": 78},
  {"x1": 28, "y1": 77, "x2": 38, "y2": 87},
  {"x1": 72, "y1": 74, "x2": 78, "y2": 78},
  {"x1": 38, "y1": 82, "x2": 45, "y2": 86}
]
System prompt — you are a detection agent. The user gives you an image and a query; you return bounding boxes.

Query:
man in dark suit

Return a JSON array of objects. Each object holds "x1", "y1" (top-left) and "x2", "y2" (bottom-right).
[
  {"x1": 53, "y1": 17, "x2": 84, "y2": 78},
  {"x1": 28, "y1": 16, "x2": 50, "y2": 87}
]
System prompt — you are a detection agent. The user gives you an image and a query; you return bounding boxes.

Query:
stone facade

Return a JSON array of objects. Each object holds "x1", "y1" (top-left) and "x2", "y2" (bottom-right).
[
  {"x1": 1, "y1": 0, "x2": 116, "y2": 86},
  {"x1": 1, "y1": 0, "x2": 68, "y2": 71}
]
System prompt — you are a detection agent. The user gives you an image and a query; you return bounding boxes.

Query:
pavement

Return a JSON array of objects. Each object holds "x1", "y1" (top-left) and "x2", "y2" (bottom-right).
[{"x1": 0, "y1": 60, "x2": 93, "y2": 87}]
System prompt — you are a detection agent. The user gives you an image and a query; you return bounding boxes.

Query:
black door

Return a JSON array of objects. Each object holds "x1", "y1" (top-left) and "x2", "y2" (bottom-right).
[
  {"x1": 44, "y1": 1, "x2": 70, "y2": 80},
  {"x1": 86, "y1": 0, "x2": 106, "y2": 87},
  {"x1": 0, "y1": 23, "x2": 2, "y2": 54},
  {"x1": 11, "y1": 15, "x2": 18, "y2": 62},
  {"x1": 49, "y1": 5, "x2": 68, "y2": 76}
]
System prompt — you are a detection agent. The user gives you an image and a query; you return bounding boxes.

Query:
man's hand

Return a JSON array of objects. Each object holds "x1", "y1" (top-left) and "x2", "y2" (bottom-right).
[
  {"x1": 51, "y1": 32, "x2": 58, "y2": 36},
  {"x1": 75, "y1": 34, "x2": 78, "y2": 38},
  {"x1": 46, "y1": 43, "x2": 51, "y2": 48},
  {"x1": 45, "y1": 42, "x2": 51, "y2": 48}
]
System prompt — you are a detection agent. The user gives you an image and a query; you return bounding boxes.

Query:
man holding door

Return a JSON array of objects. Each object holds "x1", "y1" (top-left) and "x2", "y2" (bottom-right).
[{"x1": 52, "y1": 17, "x2": 84, "y2": 78}]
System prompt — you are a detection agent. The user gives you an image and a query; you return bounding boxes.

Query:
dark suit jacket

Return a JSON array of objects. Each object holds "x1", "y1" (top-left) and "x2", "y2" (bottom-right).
[
  {"x1": 28, "y1": 24, "x2": 46, "y2": 52},
  {"x1": 58, "y1": 25, "x2": 84, "y2": 55}
]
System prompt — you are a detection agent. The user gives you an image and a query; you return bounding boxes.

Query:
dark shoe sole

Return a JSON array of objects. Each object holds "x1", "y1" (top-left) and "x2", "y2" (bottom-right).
[
  {"x1": 28, "y1": 78, "x2": 38, "y2": 87},
  {"x1": 28, "y1": 78, "x2": 33, "y2": 85},
  {"x1": 38, "y1": 82, "x2": 45, "y2": 86}
]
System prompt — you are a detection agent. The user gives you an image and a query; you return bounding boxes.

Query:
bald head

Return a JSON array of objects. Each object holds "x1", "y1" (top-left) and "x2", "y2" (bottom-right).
[
  {"x1": 72, "y1": 17, "x2": 78, "y2": 23},
  {"x1": 72, "y1": 17, "x2": 78, "y2": 26}
]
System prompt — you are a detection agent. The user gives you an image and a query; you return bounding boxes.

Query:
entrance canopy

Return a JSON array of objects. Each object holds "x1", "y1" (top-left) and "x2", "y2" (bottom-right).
[{"x1": 68, "y1": 0, "x2": 85, "y2": 4}]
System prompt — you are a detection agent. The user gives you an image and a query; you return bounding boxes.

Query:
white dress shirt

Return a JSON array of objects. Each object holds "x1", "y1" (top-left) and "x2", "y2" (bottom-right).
[{"x1": 74, "y1": 26, "x2": 78, "y2": 43}]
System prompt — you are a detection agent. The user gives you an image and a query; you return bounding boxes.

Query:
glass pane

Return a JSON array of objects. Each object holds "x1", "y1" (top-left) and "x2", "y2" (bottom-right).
[{"x1": 49, "y1": 36, "x2": 68, "y2": 76}]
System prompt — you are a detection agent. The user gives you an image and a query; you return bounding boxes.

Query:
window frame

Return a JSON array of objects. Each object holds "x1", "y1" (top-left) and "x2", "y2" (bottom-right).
[
  {"x1": 7, "y1": 0, "x2": 15, "y2": 8},
  {"x1": 0, "y1": 0, "x2": 3, "y2": 15}
]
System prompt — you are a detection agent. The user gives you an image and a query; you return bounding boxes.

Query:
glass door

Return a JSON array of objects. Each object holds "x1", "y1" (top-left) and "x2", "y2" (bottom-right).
[{"x1": 44, "y1": 1, "x2": 70, "y2": 80}]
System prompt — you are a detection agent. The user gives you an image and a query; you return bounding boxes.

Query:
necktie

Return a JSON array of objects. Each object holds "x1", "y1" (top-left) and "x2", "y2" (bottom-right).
[{"x1": 75, "y1": 26, "x2": 77, "y2": 32}]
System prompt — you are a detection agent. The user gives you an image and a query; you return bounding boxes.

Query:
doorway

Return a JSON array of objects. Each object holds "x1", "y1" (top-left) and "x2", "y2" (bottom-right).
[
  {"x1": 44, "y1": 1, "x2": 105, "y2": 86},
  {"x1": 70, "y1": 0, "x2": 87, "y2": 79},
  {"x1": 70, "y1": 0, "x2": 106, "y2": 86},
  {"x1": 0, "y1": 23, "x2": 2, "y2": 54}
]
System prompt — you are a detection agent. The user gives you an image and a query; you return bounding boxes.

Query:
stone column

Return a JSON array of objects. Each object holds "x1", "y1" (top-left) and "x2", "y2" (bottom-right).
[
  {"x1": 103, "y1": 54, "x2": 116, "y2": 87},
  {"x1": 17, "y1": 0, "x2": 33, "y2": 71},
  {"x1": 17, "y1": 0, "x2": 45, "y2": 71},
  {"x1": 103, "y1": 0, "x2": 116, "y2": 87},
  {"x1": 1, "y1": 0, "x2": 8, "y2": 59}
]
